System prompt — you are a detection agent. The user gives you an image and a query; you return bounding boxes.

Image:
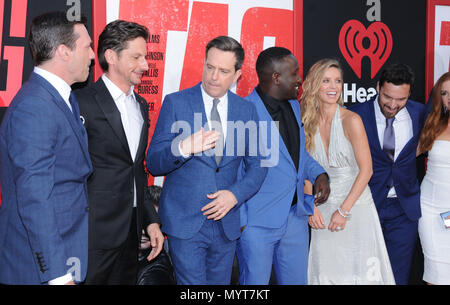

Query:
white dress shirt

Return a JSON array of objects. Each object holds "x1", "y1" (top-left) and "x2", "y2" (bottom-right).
[
  {"x1": 102, "y1": 74, "x2": 143, "y2": 207},
  {"x1": 34, "y1": 67, "x2": 73, "y2": 112},
  {"x1": 374, "y1": 96, "x2": 413, "y2": 198},
  {"x1": 201, "y1": 85, "x2": 228, "y2": 142}
]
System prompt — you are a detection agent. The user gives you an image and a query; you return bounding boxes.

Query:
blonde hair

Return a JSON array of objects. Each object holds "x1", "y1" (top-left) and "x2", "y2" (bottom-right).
[{"x1": 300, "y1": 58, "x2": 344, "y2": 152}]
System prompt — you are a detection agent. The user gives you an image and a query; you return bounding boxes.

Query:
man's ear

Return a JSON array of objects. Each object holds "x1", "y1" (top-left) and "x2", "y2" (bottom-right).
[
  {"x1": 55, "y1": 44, "x2": 71, "y2": 61},
  {"x1": 272, "y1": 71, "x2": 280, "y2": 85},
  {"x1": 104, "y1": 49, "x2": 116, "y2": 66},
  {"x1": 376, "y1": 81, "x2": 380, "y2": 93},
  {"x1": 233, "y1": 69, "x2": 242, "y2": 83}
]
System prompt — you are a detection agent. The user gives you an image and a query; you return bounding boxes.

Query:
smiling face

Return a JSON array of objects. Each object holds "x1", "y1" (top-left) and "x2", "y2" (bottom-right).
[
  {"x1": 201, "y1": 47, "x2": 242, "y2": 98},
  {"x1": 106, "y1": 36, "x2": 149, "y2": 93},
  {"x1": 377, "y1": 81, "x2": 410, "y2": 119},
  {"x1": 317, "y1": 67, "x2": 343, "y2": 105},
  {"x1": 275, "y1": 55, "x2": 301, "y2": 100}
]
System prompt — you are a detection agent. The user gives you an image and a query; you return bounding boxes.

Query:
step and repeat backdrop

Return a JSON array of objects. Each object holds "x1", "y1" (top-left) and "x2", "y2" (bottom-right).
[{"x1": 0, "y1": 0, "x2": 449, "y2": 188}]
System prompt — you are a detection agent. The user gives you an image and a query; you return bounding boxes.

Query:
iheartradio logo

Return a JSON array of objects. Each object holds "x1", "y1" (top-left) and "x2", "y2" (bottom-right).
[{"x1": 339, "y1": 20, "x2": 393, "y2": 79}]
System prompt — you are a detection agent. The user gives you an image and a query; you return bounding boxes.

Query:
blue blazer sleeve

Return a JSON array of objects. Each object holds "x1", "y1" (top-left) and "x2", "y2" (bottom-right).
[
  {"x1": 303, "y1": 146, "x2": 326, "y2": 185},
  {"x1": 6, "y1": 97, "x2": 69, "y2": 282},
  {"x1": 146, "y1": 93, "x2": 192, "y2": 176}
]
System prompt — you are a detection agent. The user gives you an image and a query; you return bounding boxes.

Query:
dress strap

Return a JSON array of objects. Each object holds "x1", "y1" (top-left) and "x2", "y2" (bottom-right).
[{"x1": 328, "y1": 105, "x2": 341, "y2": 167}]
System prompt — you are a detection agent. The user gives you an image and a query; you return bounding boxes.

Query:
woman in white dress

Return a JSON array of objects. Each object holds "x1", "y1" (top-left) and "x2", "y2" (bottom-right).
[
  {"x1": 301, "y1": 59, "x2": 395, "y2": 284},
  {"x1": 417, "y1": 72, "x2": 450, "y2": 285}
]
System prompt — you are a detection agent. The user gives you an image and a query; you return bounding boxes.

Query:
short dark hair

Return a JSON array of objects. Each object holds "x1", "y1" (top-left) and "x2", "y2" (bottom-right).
[
  {"x1": 98, "y1": 20, "x2": 149, "y2": 72},
  {"x1": 256, "y1": 47, "x2": 293, "y2": 82},
  {"x1": 379, "y1": 63, "x2": 415, "y2": 91},
  {"x1": 146, "y1": 185, "x2": 162, "y2": 208},
  {"x1": 29, "y1": 11, "x2": 87, "y2": 66},
  {"x1": 205, "y1": 36, "x2": 244, "y2": 71}
]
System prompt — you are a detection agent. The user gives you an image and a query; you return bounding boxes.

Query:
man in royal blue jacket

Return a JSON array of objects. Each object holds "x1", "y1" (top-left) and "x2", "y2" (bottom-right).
[
  {"x1": 147, "y1": 36, "x2": 267, "y2": 285},
  {"x1": 236, "y1": 47, "x2": 329, "y2": 285}
]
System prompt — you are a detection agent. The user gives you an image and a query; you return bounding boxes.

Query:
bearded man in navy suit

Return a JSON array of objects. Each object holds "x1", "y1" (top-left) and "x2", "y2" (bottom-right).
[{"x1": 350, "y1": 63, "x2": 426, "y2": 285}]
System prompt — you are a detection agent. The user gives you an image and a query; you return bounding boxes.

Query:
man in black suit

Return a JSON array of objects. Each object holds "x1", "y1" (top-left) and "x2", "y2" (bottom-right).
[{"x1": 76, "y1": 20, "x2": 164, "y2": 285}]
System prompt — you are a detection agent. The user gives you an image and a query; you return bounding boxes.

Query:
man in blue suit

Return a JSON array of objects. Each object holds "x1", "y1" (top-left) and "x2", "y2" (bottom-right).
[
  {"x1": 0, "y1": 12, "x2": 94, "y2": 284},
  {"x1": 147, "y1": 36, "x2": 268, "y2": 284},
  {"x1": 236, "y1": 47, "x2": 329, "y2": 285},
  {"x1": 350, "y1": 63, "x2": 426, "y2": 285}
]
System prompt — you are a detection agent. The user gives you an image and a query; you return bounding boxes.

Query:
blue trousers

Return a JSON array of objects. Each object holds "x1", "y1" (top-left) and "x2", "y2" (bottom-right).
[
  {"x1": 167, "y1": 219, "x2": 236, "y2": 285},
  {"x1": 236, "y1": 206, "x2": 309, "y2": 285},
  {"x1": 377, "y1": 198, "x2": 418, "y2": 285}
]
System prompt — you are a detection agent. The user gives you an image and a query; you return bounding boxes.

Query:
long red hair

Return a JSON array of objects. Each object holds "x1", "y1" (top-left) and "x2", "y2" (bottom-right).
[{"x1": 419, "y1": 72, "x2": 450, "y2": 153}]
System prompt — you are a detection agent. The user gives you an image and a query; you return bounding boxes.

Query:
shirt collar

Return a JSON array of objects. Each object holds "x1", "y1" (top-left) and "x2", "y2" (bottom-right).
[
  {"x1": 374, "y1": 95, "x2": 409, "y2": 122},
  {"x1": 102, "y1": 74, "x2": 135, "y2": 101},
  {"x1": 34, "y1": 66, "x2": 72, "y2": 102},
  {"x1": 200, "y1": 83, "x2": 227, "y2": 106},
  {"x1": 256, "y1": 85, "x2": 290, "y2": 113}
]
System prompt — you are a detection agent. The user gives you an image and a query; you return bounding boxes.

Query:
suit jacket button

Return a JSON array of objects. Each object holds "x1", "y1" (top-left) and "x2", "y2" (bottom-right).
[{"x1": 216, "y1": 168, "x2": 220, "y2": 173}]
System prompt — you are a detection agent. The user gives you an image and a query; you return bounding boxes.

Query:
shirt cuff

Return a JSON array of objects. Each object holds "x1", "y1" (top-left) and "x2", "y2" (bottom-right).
[
  {"x1": 178, "y1": 141, "x2": 190, "y2": 158},
  {"x1": 48, "y1": 273, "x2": 73, "y2": 285}
]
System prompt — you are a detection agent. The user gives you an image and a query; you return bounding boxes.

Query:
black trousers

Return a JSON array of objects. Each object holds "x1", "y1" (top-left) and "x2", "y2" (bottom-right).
[{"x1": 85, "y1": 208, "x2": 138, "y2": 285}]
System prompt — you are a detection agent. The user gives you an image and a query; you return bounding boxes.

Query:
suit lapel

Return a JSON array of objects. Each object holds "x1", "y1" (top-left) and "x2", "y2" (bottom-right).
[
  {"x1": 189, "y1": 84, "x2": 216, "y2": 167},
  {"x1": 32, "y1": 73, "x2": 92, "y2": 165},
  {"x1": 366, "y1": 98, "x2": 392, "y2": 162},
  {"x1": 135, "y1": 93, "x2": 149, "y2": 162},
  {"x1": 396, "y1": 100, "x2": 419, "y2": 161},
  {"x1": 288, "y1": 99, "x2": 303, "y2": 172},
  {"x1": 93, "y1": 79, "x2": 132, "y2": 158},
  {"x1": 250, "y1": 90, "x2": 294, "y2": 168},
  {"x1": 222, "y1": 93, "x2": 240, "y2": 166}
]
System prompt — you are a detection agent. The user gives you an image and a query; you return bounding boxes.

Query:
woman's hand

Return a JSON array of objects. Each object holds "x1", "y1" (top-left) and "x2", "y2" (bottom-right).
[
  {"x1": 308, "y1": 206, "x2": 326, "y2": 229},
  {"x1": 328, "y1": 210, "x2": 347, "y2": 232}
]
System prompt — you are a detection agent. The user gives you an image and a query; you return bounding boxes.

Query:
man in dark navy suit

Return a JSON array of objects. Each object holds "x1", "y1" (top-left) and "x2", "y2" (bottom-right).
[
  {"x1": 350, "y1": 63, "x2": 426, "y2": 285},
  {"x1": 0, "y1": 12, "x2": 94, "y2": 284}
]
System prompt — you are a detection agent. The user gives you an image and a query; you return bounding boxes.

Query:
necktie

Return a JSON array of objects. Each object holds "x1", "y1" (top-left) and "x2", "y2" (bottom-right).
[
  {"x1": 383, "y1": 117, "x2": 395, "y2": 161},
  {"x1": 383, "y1": 117, "x2": 395, "y2": 187},
  {"x1": 210, "y1": 98, "x2": 224, "y2": 165},
  {"x1": 69, "y1": 92, "x2": 82, "y2": 125}
]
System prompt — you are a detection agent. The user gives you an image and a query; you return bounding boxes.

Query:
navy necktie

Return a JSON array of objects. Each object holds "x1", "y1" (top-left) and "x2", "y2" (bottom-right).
[
  {"x1": 69, "y1": 92, "x2": 81, "y2": 125},
  {"x1": 383, "y1": 117, "x2": 395, "y2": 188},
  {"x1": 211, "y1": 98, "x2": 224, "y2": 165}
]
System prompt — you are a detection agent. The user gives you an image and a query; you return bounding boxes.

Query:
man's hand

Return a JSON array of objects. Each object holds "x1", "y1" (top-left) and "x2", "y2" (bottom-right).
[
  {"x1": 314, "y1": 173, "x2": 330, "y2": 205},
  {"x1": 201, "y1": 190, "x2": 238, "y2": 221},
  {"x1": 180, "y1": 128, "x2": 220, "y2": 156},
  {"x1": 145, "y1": 223, "x2": 164, "y2": 261}
]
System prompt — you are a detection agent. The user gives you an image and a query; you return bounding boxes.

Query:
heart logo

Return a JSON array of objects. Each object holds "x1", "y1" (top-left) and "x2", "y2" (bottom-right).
[{"x1": 339, "y1": 20, "x2": 393, "y2": 79}]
